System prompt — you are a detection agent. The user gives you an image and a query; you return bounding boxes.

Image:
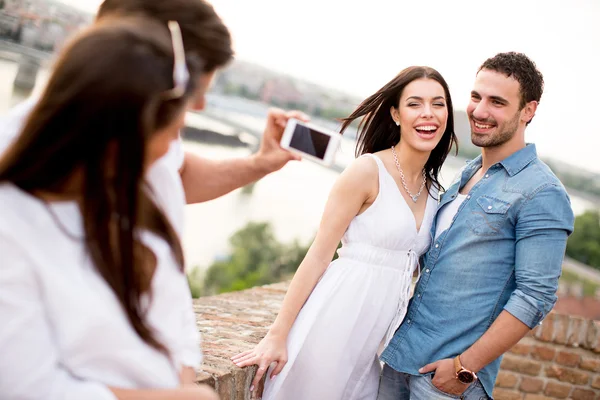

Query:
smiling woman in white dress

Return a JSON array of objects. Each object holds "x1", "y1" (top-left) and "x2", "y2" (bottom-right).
[
  {"x1": 232, "y1": 66, "x2": 459, "y2": 400},
  {"x1": 0, "y1": 18, "x2": 219, "y2": 400}
]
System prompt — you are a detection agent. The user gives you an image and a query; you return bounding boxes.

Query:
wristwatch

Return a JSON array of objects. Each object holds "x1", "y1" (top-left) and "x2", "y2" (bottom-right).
[{"x1": 454, "y1": 355, "x2": 477, "y2": 384}]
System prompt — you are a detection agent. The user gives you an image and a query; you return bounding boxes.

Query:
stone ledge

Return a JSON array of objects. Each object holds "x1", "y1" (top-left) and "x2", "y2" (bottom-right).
[
  {"x1": 193, "y1": 282, "x2": 288, "y2": 399},
  {"x1": 531, "y1": 312, "x2": 600, "y2": 352},
  {"x1": 192, "y1": 282, "x2": 600, "y2": 399}
]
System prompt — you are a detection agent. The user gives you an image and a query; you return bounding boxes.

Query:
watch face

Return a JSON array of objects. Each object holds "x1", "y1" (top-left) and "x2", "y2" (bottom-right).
[{"x1": 457, "y1": 371, "x2": 475, "y2": 384}]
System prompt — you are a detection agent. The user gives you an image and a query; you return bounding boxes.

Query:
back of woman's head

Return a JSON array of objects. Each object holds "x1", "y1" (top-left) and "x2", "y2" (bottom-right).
[
  {"x1": 2, "y1": 17, "x2": 201, "y2": 189},
  {"x1": 97, "y1": 0, "x2": 233, "y2": 72},
  {"x1": 341, "y1": 66, "x2": 458, "y2": 194},
  {"x1": 0, "y1": 17, "x2": 200, "y2": 354}
]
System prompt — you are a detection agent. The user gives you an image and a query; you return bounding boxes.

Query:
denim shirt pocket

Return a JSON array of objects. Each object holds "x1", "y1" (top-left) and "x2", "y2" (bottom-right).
[{"x1": 467, "y1": 195, "x2": 511, "y2": 236}]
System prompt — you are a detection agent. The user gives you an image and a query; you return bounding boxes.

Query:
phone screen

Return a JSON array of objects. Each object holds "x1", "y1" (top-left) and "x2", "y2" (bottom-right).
[{"x1": 288, "y1": 123, "x2": 331, "y2": 160}]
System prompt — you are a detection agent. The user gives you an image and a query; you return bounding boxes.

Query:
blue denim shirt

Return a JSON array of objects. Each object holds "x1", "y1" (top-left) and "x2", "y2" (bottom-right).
[{"x1": 380, "y1": 144, "x2": 574, "y2": 398}]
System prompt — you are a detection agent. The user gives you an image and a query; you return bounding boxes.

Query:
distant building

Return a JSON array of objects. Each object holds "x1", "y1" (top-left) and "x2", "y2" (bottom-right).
[
  {"x1": 260, "y1": 78, "x2": 304, "y2": 107},
  {"x1": 0, "y1": 0, "x2": 91, "y2": 51}
]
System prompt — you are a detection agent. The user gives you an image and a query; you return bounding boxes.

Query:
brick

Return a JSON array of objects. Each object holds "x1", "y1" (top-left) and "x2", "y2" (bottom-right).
[
  {"x1": 554, "y1": 313, "x2": 571, "y2": 344},
  {"x1": 232, "y1": 368, "x2": 251, "y2": 400},
  {"x1": 510, "y1": 343, "x2": 532, "y2": 356},
  {"x1": 524, "y1": 395, "x2": 553, "y2": 400},
  {"x1": 531, "y1": 345, "x2": 556, "y2": 361},
  {"x1": 493, "y1": 388, "x2": 523, "y2": 400},
  {"x1": 572, "y1": 388, "x2": 597, "y2": 400},
  {"x1": 215, "y1": 372, "x2": 234, "y2": 400},
  {"x1": 555, "y1": 350, "x2": 581, "y2": 367},
  {"x1": 544, "y1": 380, "x2": 572, "y2": 398},
  {"x1": 581, "y1": 357, "x2": 600, "y2": 372},
  {"x1": 501, "y1": 355, "x2": 543, "y2": 376},
  {"x1": 568, "y1": 316, "x2": 588, "y2": 347},
  {"x1": 519, "y1": 377, "x2": 544, "y2": 393},
  {"x1": 545, "y1": 365, "x2": 591, "y2": 385},
  {"x1": 496, "y1": 371, "x2": 519, "y2": 388},
  {"x1": 586, "y1": 320, "x2": 600, "y2": 352},
  {"x1": 196, "y1": 370, "x2": 216, "y2": 387},
  {"x1": 536, "y1": 314, "x2": 555, "y2": 342},
  {"x1": 593, "y1": 375, "x2": 600, "y2": 390}
]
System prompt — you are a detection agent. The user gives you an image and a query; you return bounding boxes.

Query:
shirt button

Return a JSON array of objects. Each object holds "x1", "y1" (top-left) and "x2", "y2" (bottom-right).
[
  {"x1": 467, "y1": 195, "x2": 471, "y2": 200},
  {"x1": 435, "y1": 243, "x2": 439, "y2": 248},
  {"x1": 425, "y1": 269, "x2": 430, "y2": 273},
  {"x1": 417, "y1": 294, "x2": 421, "y2": 298},
  {"x1": 485, "y1": 174, "x2": 489, "y2": 178},
  {"x1": 407, "y1": 319, "x2": 411, "y2": 324},
  {"x1": 487, "y1": 206, "x2": 492, "y2": 210}
]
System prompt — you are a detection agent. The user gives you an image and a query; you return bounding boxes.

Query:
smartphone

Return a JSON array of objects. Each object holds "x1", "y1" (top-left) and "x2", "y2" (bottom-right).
[{"x1": 280, "y1": 118, "x2": 341, "y2": 166}]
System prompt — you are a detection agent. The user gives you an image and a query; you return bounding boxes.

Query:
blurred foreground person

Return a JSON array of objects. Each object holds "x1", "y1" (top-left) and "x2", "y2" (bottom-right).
[{"x1": 0, "y1": 18, "x2": 218, "y2": 400}]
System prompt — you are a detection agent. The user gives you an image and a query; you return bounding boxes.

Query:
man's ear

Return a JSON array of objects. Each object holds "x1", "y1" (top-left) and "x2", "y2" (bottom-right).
[{"x1": 522, "y1": 101, "x2": 538, "y2": 124}]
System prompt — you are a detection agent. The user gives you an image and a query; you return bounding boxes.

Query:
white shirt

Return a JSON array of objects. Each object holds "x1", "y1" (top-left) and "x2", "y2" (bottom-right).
[
  {"x1": 434, "y1": 193, "x2": 468, "y2": 240},
  {"x1": 0, "y1": 101, "x2": 197, "y2": 400}
]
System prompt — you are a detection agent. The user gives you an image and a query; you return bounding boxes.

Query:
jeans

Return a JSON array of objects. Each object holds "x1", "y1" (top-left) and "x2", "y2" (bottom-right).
[{"x1": 377, "y1": 364, "x2": 490, "y2": 400}]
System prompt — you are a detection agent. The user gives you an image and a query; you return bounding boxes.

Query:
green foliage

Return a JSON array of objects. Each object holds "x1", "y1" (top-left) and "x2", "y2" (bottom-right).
[
  {"x1": 201, "y1": 221, "x2": 342, "y2": 295},
  {"x1": 187, "y1": 267, "x2": 204, "y2": 299},
  {"x1": 202, "y1": 222, "x2": 309, "y2": 295},
  {"x1": 560, "y1": 269, "x2": 599, "y2": 297},
  {"x1": 566, "y1": 211, "x2": 600, "y2": 270}
]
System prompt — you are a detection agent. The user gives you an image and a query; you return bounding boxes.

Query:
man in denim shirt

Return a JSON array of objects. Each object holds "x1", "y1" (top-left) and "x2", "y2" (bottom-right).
[{"x1": 377, "y1": 52, "x2": 575, "y2": 399}]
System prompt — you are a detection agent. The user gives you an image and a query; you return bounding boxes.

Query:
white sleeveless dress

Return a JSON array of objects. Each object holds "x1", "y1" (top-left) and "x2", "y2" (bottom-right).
[{"x1": 262, "y1": 154, "x2": 436, "y2": 400}]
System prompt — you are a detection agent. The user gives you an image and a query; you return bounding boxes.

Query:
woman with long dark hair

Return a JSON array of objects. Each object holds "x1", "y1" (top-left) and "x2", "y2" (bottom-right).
[
  {"x1": 233, "y1": 66, "x2": 458, "y2": 399},
  {"x1": 0, "y1": 18, "x2": 218, "y2": 400}
]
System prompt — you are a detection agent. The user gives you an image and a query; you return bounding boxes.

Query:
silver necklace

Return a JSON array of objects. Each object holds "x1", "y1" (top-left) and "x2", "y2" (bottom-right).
[{"x1": 390, "y1": 145, "x2": 427, "y2": 203}]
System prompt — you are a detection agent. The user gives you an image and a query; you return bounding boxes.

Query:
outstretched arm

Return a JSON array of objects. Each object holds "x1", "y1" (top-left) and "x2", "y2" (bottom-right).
[{"x1": 180, "y1": 109, "x2": 306, "y2": 203}]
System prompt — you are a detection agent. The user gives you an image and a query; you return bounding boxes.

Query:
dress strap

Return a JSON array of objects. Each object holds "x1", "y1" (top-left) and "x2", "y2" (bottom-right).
[
  {"x1": 360, "y1": 153, "x2": 387, "y2": 202},
  {"x1": 361, "y1": 153, "x2": 385, "y2": 170}
]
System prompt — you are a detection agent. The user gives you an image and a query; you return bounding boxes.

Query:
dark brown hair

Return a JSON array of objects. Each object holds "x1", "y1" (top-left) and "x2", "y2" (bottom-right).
[
  {"x1": 0, "y1": 18, "x2": 201, "y2": 353},
  {"x1": 98, "y1": 0, "x2": 234, "y2": 72},
  {"x1": 340, "y1": 66, "x2": 458, "y2": 194}
]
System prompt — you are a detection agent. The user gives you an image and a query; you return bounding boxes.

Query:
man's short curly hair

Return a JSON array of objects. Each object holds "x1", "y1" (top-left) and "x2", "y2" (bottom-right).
[{"x1": 479, "y1": 52, "x2": 544, "y2": 109}]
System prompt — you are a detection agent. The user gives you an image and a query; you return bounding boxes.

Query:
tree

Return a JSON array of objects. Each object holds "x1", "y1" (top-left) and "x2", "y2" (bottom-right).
[
  {"x1": 566, "y1": 211, "x2": 600, "y2": 269},
  {"x1": 202, "y1": 222, "x2": 311, "y2": 295},
  {"x1": 187, "y1": 267, "x2": 204, "y2": 298}
]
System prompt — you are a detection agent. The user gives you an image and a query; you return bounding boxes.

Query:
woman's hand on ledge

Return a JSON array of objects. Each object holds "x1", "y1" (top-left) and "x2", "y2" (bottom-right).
[
  {"x1": 109, "y1": 384, "x2": 219, "y2": 400},
  {"x1": 231, "y1": 332, "x2": 288, "y2": 396}
]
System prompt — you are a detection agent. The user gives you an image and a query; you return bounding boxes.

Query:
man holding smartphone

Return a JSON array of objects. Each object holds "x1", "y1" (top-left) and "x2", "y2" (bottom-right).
[{"x1": 377, "y1": 52, "x2": 574, "y2": 399}]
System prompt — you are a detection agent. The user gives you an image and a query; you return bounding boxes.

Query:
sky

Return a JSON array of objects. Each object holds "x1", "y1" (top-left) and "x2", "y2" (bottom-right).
[{"x1": 60, "y1": 0, "x2": 600, "y2": 173}]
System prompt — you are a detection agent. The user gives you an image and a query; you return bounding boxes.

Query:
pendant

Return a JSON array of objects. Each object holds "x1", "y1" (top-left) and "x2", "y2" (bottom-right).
[{"x1": 411, "y1": 195, "x2": 418, "y2": 202}]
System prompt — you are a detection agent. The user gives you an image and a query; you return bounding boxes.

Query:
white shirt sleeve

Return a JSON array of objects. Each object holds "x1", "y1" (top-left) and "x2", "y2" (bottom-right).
[
  {"x1": 160, "y1": 137, "x2": 185, "y2": 173},
  {"x1": 0, "y1": 234, "x2": 117, "y2": 400}
]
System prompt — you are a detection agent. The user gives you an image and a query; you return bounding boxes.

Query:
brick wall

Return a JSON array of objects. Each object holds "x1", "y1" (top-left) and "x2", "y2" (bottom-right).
[
  {"x1": 494, "y1": 313, "x2": 600, "y2": 400},
  {"x1": 193, "y1": 283, "x2": 600, "y2": 400}
]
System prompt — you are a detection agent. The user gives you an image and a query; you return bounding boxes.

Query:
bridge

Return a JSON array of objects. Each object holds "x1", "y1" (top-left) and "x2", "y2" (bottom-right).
[
  {"x1": 0, "y1": 40, "x2": 52, "y2": 61},
  {"x1": 0, "y1": 39, "x2": 53, "y2": 91}
]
